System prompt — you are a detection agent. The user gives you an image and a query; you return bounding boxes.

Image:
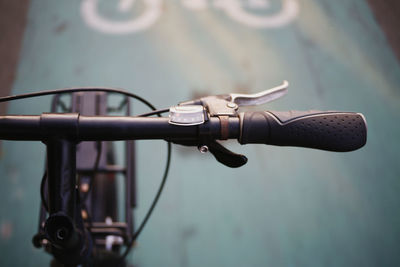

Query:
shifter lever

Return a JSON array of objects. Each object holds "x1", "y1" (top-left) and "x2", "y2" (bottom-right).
[{"x1": 207, "y1": 141, "x2": 247, "y2": 168}]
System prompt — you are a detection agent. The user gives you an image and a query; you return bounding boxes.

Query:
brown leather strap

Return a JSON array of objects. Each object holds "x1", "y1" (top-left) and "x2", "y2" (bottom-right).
[{"x1": 219, "y1": 116, "x2": 229, "y2": 140}]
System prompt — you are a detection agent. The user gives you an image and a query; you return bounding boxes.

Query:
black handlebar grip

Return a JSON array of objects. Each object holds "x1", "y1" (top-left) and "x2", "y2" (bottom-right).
[{"x1": 239, "y1": 111, "x2": 367, "y2": 152}]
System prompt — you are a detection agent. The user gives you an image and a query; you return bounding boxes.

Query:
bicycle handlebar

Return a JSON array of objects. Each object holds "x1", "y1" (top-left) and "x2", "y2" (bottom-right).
[
  {"x1": 239, "y1": 111, "x2": 367, "y2": 152},
  {"x1": 0, "y1": 114, "x2": 235, "y2": 140},
  {"x1": 0, "y1": 110, "x2": 367, "y2": 151},
  {"x1": 0, "y1": 87, "x2": 367, "y2": 266}
]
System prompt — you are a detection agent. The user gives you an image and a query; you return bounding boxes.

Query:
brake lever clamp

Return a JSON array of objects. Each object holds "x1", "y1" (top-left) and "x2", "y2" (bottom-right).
[{"x1": 172, "y1": 81, "x2": 289, "y2": 168}]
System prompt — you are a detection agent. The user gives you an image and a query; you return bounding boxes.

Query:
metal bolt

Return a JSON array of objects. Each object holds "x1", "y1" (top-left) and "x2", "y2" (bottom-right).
[
  {"x1": 80, "y1": 183, "x2": 89, "y2": 193},
  {"x1": 227, "y1": 102, "x2": 238, "y2": 109},
  {"x1": 56, "y1": 227, "x2": 68, "y2": 240},
  {"x1": 81, "y1": 210, "x2": 88, "y2": 220},
  {"x1": 198, "y1": 145, "x2": 209, "y2": 153}
]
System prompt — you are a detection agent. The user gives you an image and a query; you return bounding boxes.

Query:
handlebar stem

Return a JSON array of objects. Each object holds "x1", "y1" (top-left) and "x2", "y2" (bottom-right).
[{"x1": 45, "y1": 138, "x2": 77, "y2": 216}]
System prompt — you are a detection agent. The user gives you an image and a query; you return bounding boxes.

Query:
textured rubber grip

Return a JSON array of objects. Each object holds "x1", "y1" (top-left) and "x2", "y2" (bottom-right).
[{"x1": 239, "y1": 111, "x2": 367, "y2": 152}]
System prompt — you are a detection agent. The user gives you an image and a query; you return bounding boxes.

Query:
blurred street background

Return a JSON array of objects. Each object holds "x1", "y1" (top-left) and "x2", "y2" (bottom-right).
[{"x1": 0, "y1": 0, "x2": 399, "y2": 266}]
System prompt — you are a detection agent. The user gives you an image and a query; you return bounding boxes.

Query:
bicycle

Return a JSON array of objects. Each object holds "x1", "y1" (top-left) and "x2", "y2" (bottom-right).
[{"x1": 0, "y1": 81, "x2": 367, "y2": 266}]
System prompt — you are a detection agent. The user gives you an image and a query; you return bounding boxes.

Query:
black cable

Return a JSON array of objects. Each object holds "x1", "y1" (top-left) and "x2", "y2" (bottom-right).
[
  {"x1": 120, "y1": 141, "x2": 171, "y2": 260},
  {"x1": 0, "y1": 87, "x2": 158, "y2": 111},
  {"x1": 137, "y1": 108, "x2": 169, "y2": 117},
  {"x1": 81, "y1": 141, "x2": 102, "y2": 203},
  {"x1": 0, "y1": 87, "x2": 173, "y2": 118},
  {"x1": 40, "y1": 171, "x2": 48, "y2": 212}
]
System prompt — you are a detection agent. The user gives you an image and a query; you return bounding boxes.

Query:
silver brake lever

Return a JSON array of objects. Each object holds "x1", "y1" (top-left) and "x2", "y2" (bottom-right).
[{"x1": 229, "y1": 80, "x2": 289, "y2": 107}]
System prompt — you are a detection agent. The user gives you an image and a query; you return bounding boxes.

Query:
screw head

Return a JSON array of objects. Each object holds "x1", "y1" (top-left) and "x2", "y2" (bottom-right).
[
  {"x1": 227, "y1": 102, "x2": 238, "y2": 109},
  {"x1": 198, "y1": 145, "x2": 209, "y2": 153},
  {"x1": 56, "y1": 227, "x2": 68, "y2": 241}
]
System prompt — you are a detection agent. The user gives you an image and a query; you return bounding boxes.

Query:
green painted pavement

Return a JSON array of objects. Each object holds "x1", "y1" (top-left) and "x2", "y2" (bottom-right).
[{"x1": 0, "y1": 0, "x2": 399, "y2": 266}]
